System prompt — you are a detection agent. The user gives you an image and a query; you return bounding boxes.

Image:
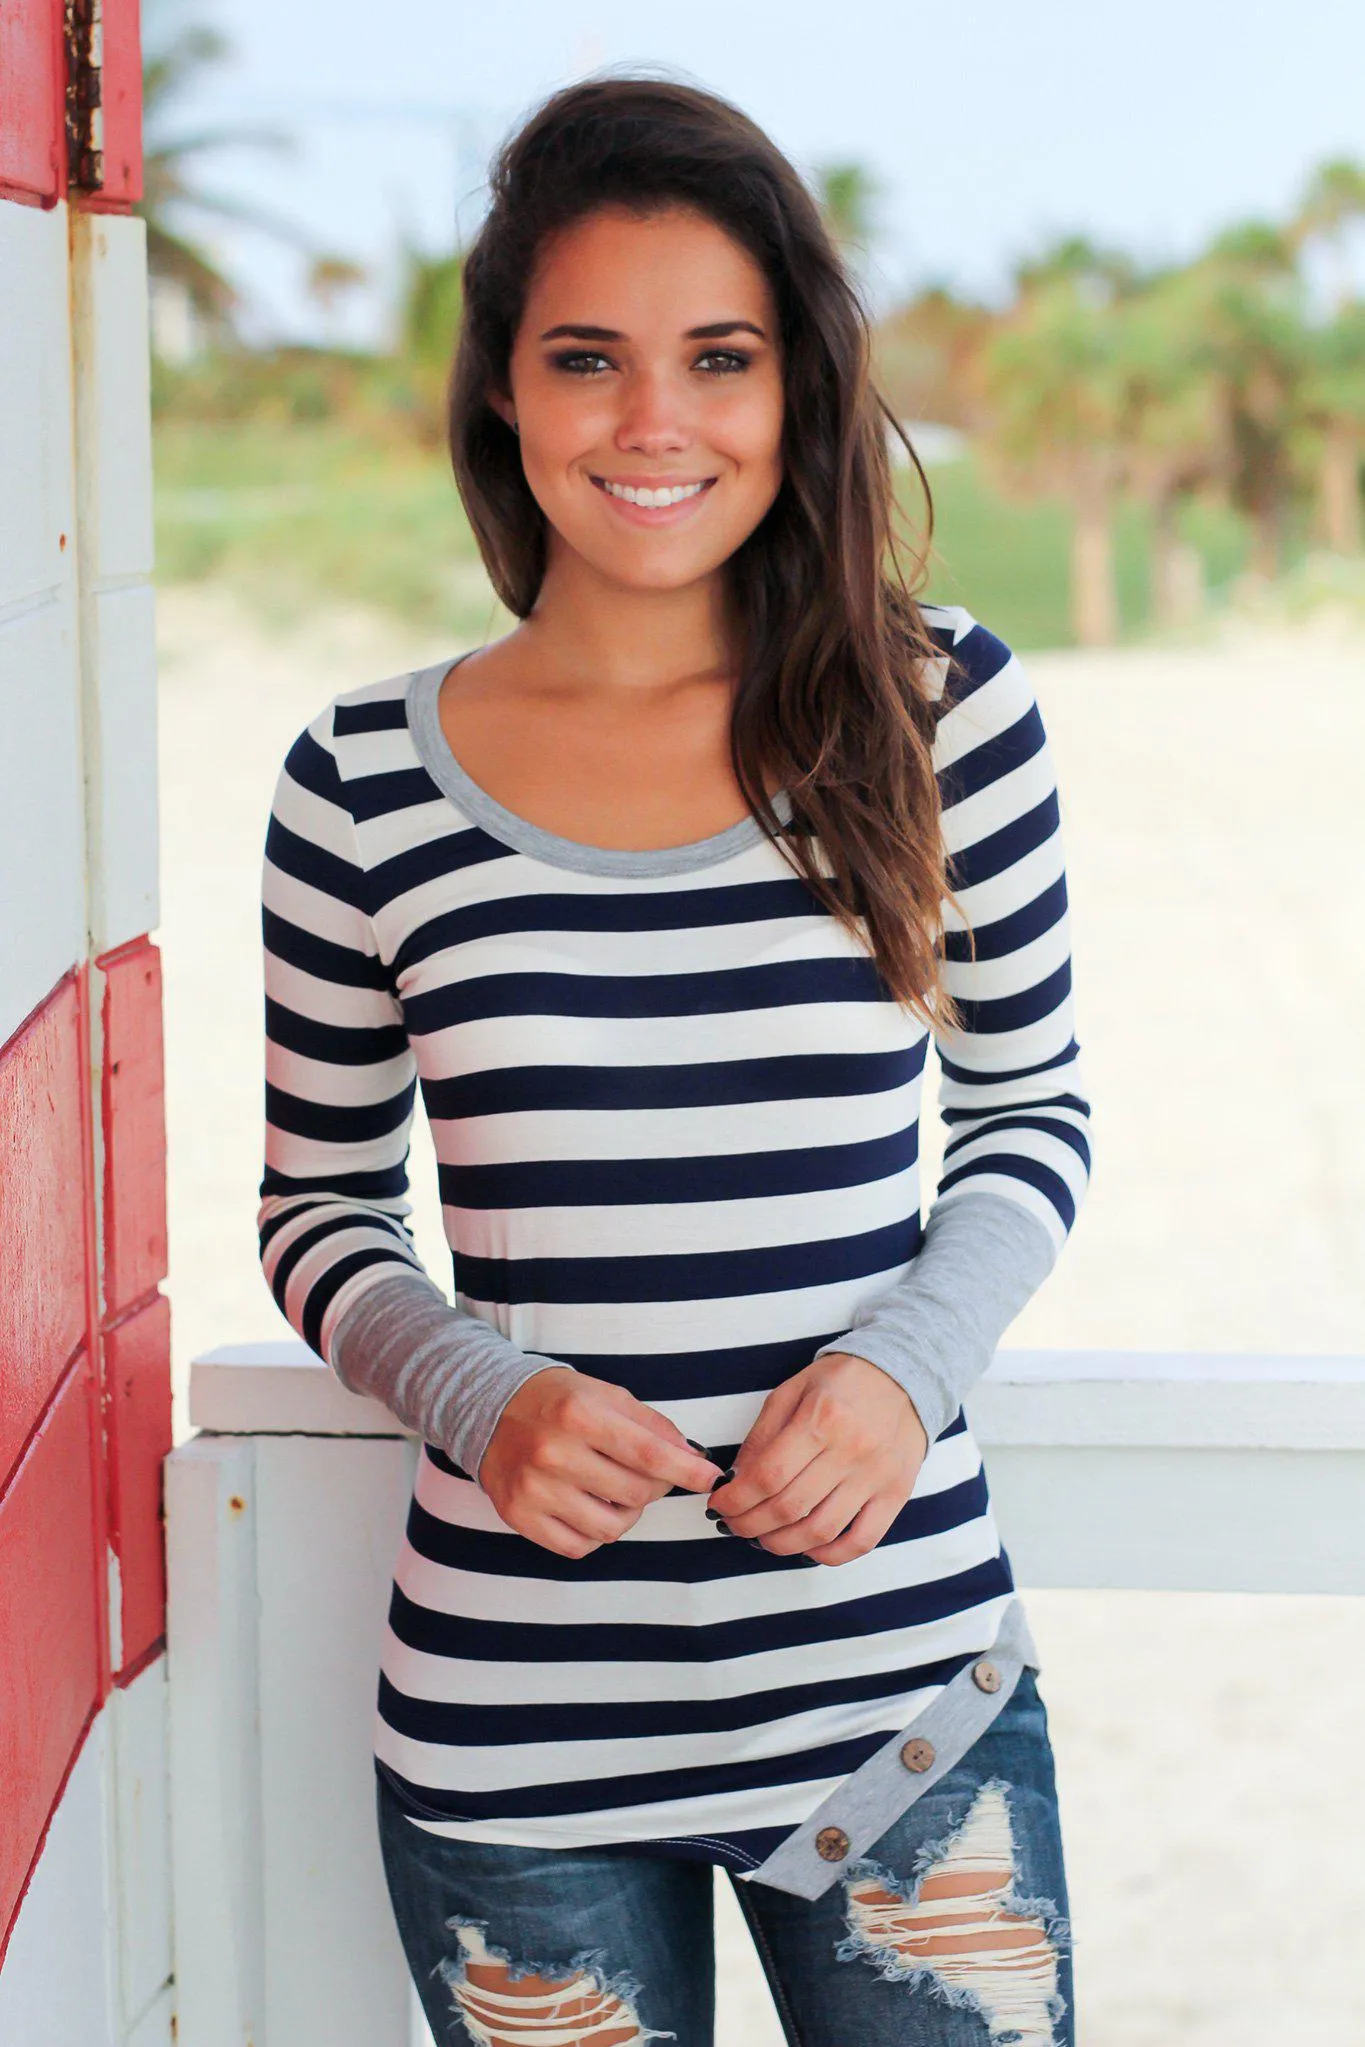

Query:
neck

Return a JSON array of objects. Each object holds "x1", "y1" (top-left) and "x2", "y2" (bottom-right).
[{"x1": 518, "y1": 542, "x2": 740, "y2": 698}]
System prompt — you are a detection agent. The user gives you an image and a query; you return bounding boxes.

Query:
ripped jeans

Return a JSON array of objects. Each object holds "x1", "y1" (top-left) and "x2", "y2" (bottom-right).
[{"x1": 376, "y1": 1668, "x2": 1073, "y2": 2047}]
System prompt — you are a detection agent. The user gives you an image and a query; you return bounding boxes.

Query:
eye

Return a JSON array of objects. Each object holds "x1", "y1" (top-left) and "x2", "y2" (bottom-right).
[
  {"x1": 548, "y1": 350, "x2": 615, "y2": 376},
  {"x1": 695, "y1": 349, "x2": 752, "y2": 376}
]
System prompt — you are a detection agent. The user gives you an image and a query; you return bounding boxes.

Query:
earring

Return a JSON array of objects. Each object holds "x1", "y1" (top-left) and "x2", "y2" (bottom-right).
[{"x1": 511, "y1": 418, "x2": 520, "y2": 435}]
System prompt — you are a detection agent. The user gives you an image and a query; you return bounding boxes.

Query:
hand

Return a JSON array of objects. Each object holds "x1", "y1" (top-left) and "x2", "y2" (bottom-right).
[
  {"x1": 479, "y1": 1367, "x2": 723, "y2": 1558},
  {"x1": 708, "y1": 1353, "x2": 930, "y2": 1565}
]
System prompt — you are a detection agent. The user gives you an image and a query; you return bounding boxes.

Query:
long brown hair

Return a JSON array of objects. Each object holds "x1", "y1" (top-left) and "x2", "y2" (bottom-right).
[{"x1": 448, "y1": 71, "x2": 972, "y2": 1030}]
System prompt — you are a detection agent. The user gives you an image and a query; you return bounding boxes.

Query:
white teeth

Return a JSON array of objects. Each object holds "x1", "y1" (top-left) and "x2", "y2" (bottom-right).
[{"x1": 600, "y1": 479, "x2": 707, "y2": 507}]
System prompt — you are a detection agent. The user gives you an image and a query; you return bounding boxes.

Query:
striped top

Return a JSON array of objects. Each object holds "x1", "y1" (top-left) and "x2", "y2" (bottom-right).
[{"x1": 257, "y1": 603, "x2": 1092, "y2": 1883}]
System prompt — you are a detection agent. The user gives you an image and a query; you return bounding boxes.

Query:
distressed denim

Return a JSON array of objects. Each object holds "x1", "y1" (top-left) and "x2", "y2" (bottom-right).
[{"x1": 376, "y1": 1667, "x2": 1073, "y2": 2047}]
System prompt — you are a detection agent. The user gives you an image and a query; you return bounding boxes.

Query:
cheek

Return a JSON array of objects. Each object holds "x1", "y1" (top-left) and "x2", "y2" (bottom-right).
[{"x1": 723, "y1": 384, "x2": 785, "y2": 486}]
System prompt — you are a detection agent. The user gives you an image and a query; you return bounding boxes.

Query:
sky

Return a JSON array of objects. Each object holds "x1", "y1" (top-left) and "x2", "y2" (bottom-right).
[{"x1": 153, "y1": 0, "x2": 1365, "y2": 347}]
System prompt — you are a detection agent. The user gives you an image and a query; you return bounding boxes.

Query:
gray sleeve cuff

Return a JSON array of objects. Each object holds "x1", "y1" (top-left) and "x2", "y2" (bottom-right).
[
  {"x1": 328, "y1": 1268, "x2": 566, "y2": 1489},
  {"x1": 811, "y1": 1190, "x2": 1058, "y2": 1444}
]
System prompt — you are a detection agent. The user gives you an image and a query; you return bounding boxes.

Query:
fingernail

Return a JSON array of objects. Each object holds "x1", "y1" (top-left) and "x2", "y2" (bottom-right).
[
  {"x1": 710, "y1": 1467, "x2": 736, "y2": 1490},
  {"x1": 685, "y1": 1438, "x2": 709, "y2": 1455},
  {"x1": 714, "y1": 1519, "x2": 736, "y2": 1537},
  {"x1": 705, "y1": 1506, "x2": 724, "y2": 1522},
  {"x1": 746, "y1": 1538, "x2": 766, "y2": 1551}
]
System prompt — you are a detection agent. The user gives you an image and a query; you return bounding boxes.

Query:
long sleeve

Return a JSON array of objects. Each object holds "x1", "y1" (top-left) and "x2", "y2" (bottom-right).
[
  {"x1": 812, "y1": 617, "x2": 1093, "y2": 1443},
  {"x1": 257, "y1": 705, "x2": 563, "y2": 1479},
  {"x1": 328, "y1": 1267, "x2": 566, "y2": 1484}
]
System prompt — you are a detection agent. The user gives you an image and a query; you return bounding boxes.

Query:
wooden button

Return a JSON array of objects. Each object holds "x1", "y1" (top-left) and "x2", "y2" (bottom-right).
[
  {"x1": 815, "y1": 1826, "x2": 850, "y2": 1862},
  {"x1": 899, "y1": 1737, "x2": 935, "y2": 1773},
  {"x1": 972, "y1": 1659, "x2": 1002, "y2": 1694}
]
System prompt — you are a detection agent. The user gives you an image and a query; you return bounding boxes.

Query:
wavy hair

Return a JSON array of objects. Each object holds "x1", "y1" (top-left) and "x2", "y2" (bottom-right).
[{"x1": 448, "y1": 71, "x2": 972, "y2": 1028}]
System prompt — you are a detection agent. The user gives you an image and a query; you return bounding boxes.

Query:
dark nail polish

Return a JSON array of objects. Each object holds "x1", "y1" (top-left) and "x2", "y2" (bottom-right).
[
  {"x1": 685, "y1": 1438, "x2": 708, "y2": 1455},
  {"x1": 705, "y1": 1505, "x2": 724, "y2": 1521},
  {"x1": 714, "y1": 1519, "x2": 736, "y2": 1536},
  {"x1": 710, "y1": 1466, "x2": 736, "y2": 1490}
]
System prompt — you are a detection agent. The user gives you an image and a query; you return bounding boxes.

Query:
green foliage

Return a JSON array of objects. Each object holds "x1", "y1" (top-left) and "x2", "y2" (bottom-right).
[
  {"x1": 913, "y1": 451, "x2": 1257, "y2": 649},
  {"x1": 816, "y1": 162, "x2": 882, "y2": 252},
  {"x1": 401, "y1": 248, "x2": 466, "y2": 369},
  {"x1": 153, "y1": 413, "x2": 505, "y2": 638}
]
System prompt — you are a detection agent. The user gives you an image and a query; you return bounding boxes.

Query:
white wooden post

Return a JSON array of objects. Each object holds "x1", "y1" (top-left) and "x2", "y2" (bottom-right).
[{"x1": 166, "y1": 1371, "x2": 423, "y2": 2047}]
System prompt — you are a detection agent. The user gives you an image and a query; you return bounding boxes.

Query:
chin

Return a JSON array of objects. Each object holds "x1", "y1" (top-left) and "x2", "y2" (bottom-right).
[{"x1": 580, "y1": 544, "x2": 725, "y2": 593}]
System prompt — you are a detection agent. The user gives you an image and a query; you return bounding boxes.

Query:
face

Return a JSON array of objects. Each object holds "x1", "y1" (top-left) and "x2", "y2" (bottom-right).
[{"x1": 492, "y1": 204, "x2": 785, "y2": 593}]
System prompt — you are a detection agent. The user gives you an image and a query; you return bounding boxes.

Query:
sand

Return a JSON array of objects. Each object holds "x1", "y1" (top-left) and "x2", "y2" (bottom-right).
[{"x1": 155, "y1": 584, "x2": 1365, "y2": 2044}]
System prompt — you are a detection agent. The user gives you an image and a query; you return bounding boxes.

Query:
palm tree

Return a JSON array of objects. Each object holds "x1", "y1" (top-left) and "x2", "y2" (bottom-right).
[
  {"x1": 980, "y1": 266, "x2": 1133, "y2": 644},
  {"x1": 816, "y1": 161, "x2": 881, "y2": 256},
  {"x1": 1182, "y1": 224, "x2": 1309, "y2": 579},
  {"x1": 138, "y1": 0, "x2": 326, "y2": 343},
  {"x1": 389, "y1": 243, "x2": 466, "y2": 443},
  {"x1": 1300, "y1": 303, "x2": 1365, "y2": 555},
  {"x1": 1013, "y1": 234, "x2": 1141, "y2": 305},
  {"x1": 873, "y1": 284, "x2": 998, "y2": 432},
  {"x1": 1113, "y1": 267, "x2": 1222, "y2": 626},
  {"x1": 1289, "y1": 158, "x2": 1365, "y2": 310},
  {"x1": 1288, "y1": 159, "x2": 1365, "y2": 553}
]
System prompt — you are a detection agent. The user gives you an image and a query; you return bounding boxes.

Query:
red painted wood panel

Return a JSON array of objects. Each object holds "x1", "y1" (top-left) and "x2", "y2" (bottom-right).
[
  {"x1": 0, "y1": 0, "x2": 64, "y2": 204},
  {"x1": 0, "y1": 975, "x2": 90, "y2": 1492},
  {"x1": 99, "y1": 939, "x2": 168, "y2": 1318},
  {"x1": 0, "y1": 1355, "x2": 102, "y2": 1949},
  {"x1": 104, "y1": 1293, "x2": 170, "y2": 1674},
  {"x1": 96, "y1": 0, "x2": 143, "y2": 205}
]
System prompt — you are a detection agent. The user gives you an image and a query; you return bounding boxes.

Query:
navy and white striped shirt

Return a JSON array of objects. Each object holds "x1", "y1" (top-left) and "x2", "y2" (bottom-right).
[{"x1": 257, "y1": 603, "x2": 1092, "y2": 1882}]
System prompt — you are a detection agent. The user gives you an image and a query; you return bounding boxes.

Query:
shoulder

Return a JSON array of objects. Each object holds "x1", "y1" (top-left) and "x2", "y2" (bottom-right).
[
  {"x1": 917, "y1": 604, "x2": 1052, "y2": 799},
  {"x1": 276, "y1": 670, "x2": 416, "y2": 811},
  {"x1": 917, "y1": 601, "x2": 1018, "y2": 709}
]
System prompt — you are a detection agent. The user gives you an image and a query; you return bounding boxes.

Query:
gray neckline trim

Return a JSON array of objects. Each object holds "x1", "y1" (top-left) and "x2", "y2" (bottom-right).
[{"x1": 405, "y1": 656, "x2": 795, "y2": 878}]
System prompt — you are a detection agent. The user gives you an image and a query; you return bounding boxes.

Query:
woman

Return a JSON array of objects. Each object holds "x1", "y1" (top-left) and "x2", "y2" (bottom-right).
[{"x1": 258, "y1": 72, "x2": 1091, "y2": 2047}]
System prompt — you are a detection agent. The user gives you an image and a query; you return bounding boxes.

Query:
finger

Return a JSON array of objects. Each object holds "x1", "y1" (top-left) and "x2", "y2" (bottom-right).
[
  {"x1": 564, "y1": 1443, "x2": 668, "y2": 1512},
  {"x1": 732, "y1": 1372, "x2": 806, "y2": 1465},
  {"x1": 720, "y1": 1448, "x2": 848, "y2": 1538},
  {"x1": 754, "y1": 1476, "x2": 871, "y2": 1555},
  {"x1": 803, "y1": 1491, "x2": 902, "y2": 1566},
  {"x1": 534, "y1": 1512, "x2": 607, "y2": 1559},
  {"x1": 589, "y1": 1408, "x2": 723, "y2": 1492},
  {"x1": 715, "y1": 1390, "x2": 828, "y2": 1518},
  {"x1": 552, "y1": 1487, "x2": 641, "y2": 1547}
]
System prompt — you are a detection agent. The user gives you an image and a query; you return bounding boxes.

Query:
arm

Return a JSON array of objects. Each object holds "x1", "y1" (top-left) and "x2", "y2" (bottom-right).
[
  {"x1": 257, "y1": 706, "x2": 563, "y2": 1481},
  {"x1": 810, "y1": 616, "x2": 1094, "y2": 1444}
]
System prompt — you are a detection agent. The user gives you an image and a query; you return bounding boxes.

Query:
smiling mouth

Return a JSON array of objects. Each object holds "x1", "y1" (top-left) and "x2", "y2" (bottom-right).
[{"x1": 589, "y1": 475, "x2": 717, "y2": 508}]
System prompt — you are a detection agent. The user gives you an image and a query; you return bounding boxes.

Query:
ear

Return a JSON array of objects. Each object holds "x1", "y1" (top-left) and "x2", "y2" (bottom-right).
[{"x1": 486, "y1": 388, "x2": 516, "y2": 431}]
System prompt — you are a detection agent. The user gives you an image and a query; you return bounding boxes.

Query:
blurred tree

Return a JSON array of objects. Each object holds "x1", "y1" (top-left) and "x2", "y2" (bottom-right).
[
  {"x1": 394, "y1": 245, "x2": 466, "y2": 443},
  {"x1": 1289, "y1": 158, "x2": 1365, "y2": 309},
  {"x1": 1300, "y1": 303, "x2": 1365, "y2": 555},
  {"x1": 308, "y1": 255, "x2": 369, "y2": 313},
  {"x1": 1013, "y1": 233, "x2": 1142, "y2": 303},
  {"x1": 874, "y1": 285, "x2": 998, "y2": 430},
  {"x1": 816, "y1": 161, "x2": 882, "y2": 256},
  {"x1": 401, "y1": 248, "x2": 465, "y2": 369},
  {"x1": 1287, "y1": 159, "x2": 1365, "y2": 552},
  {"x1": 1185, "y1": 224, "x2": 1309, "y2": 578},
  {"x1": 138, "y1": 0, "x2": 331, "y2": 343},
  {"x1": 1113, "y1": 267, "x2": 1222, "y2": 626},
  {"x1": 979, "y1": 265, "x2": 1133, "y2": 644}
]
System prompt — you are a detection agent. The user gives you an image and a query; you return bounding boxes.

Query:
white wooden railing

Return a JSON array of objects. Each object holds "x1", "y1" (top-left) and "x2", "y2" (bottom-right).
[{"x1": 164, "y1": 1343, "x2": 1365, "y2": 2047}]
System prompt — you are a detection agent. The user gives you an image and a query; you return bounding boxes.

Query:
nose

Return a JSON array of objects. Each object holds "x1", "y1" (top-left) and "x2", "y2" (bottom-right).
[{"x1": 613, "y1": 366, "x2": 691, "y2": 457}]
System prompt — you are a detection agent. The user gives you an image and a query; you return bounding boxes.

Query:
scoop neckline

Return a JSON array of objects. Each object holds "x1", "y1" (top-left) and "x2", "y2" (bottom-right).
[{"x1": 405, "y1": 654, "x2": 795, "y2": 878}]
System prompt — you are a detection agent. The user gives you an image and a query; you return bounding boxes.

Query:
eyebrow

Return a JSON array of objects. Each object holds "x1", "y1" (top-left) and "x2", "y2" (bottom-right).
[{"x1": 538, "y1": 320, "x2": 768, "y2": 343}]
